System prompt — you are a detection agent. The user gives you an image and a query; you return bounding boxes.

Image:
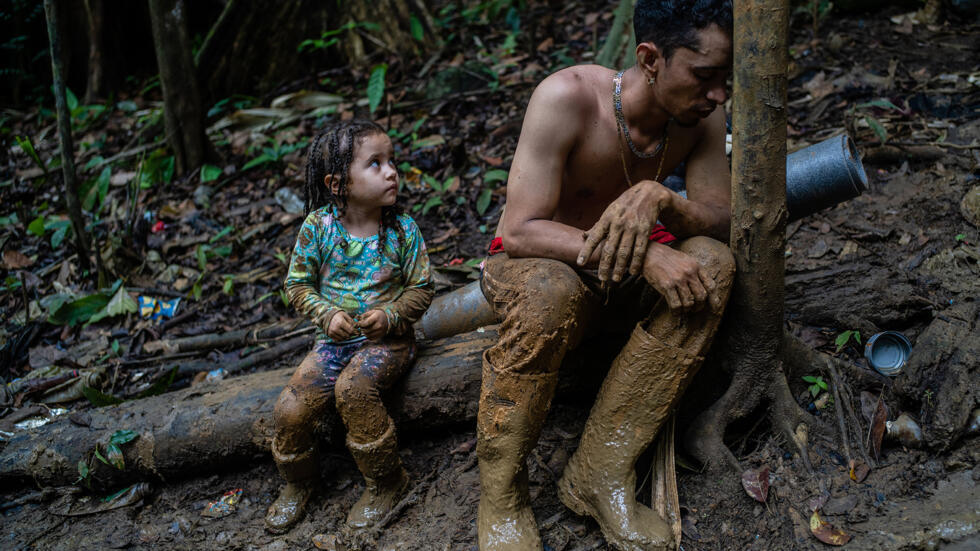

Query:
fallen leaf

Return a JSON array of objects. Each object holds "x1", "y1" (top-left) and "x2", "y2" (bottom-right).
[
  {"x1": 3, "y1": 249, "x2": 34, "y2": 269},
  {"x1": 536, "y1": 37, "x2": 554, "y2": 52},
  {"x1": 741, "y1": 465, "x2": 770, "y2": 503},
  {"x1": 870, "y1": 395, "x2": 888, "y2": 460},
  {"x1": 312, "y1": 533, "x2": 344, "y2": 550},
  {"x1": 809, "y1": 511, "x2": 852, "y2": 545},
  {"x1": 848, "y1": 459, "x2": 870, "y2": 483},
  {"x1": 808, "y1": 491, "x2": 830, "y2": 512}
]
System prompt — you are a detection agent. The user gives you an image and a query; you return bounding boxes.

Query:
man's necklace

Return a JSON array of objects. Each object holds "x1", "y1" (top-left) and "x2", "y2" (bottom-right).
[{"x1": 614, "y1": 70, "x2": 669, "y2": 187}]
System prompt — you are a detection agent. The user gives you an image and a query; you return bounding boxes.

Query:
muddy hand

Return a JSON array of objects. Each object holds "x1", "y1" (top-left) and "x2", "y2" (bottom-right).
[
  {"x1": 577, "y1": 181, "x2": 670, "y2": 283},
  {"x1": 357, "y1": 309, "x2": 389, "y2": 341},
  {"x1": 327, "y1": 311, "x2": 358, "y2": 341},
  {"x1": 642, "y1": 242, "x2": 716, "y2": 313}
]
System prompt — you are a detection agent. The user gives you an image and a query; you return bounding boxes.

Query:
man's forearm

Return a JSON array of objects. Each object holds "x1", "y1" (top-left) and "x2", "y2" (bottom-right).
[
  {"x1": 503, "y1": 219, "x2": 597, "y2": 265},
  {"x1": 658, "y1": 191, "x2": 730, "y2": 242}
]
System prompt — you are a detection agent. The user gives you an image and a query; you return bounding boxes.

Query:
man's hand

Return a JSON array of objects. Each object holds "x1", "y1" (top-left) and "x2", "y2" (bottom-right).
[
  {"x1": 643, "y1": 242, "x2": 716, "y2": 313},
  {"x1": 577, "y1": 180, "x2": 671, "y2": 282},
  {"x1": 357, "y1": 309, "x2": 389, "y2": 341},
  {"x1": 327, "y1": 311, "x2": 358, "y2": 341}
]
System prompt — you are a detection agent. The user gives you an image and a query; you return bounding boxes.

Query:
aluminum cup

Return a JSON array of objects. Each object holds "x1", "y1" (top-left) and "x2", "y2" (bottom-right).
[{"x1": 864, "y1": 331, "x2": 912, "y2": 376}]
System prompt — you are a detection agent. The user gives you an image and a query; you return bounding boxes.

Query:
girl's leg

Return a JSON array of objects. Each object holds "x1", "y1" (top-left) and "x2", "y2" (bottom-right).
[
  {"x1": 334, "y1": 336, "x2": 416, "y2": 528},
  {"x1": 265, "y1": 342, "x2": 351, "y2": 533}
]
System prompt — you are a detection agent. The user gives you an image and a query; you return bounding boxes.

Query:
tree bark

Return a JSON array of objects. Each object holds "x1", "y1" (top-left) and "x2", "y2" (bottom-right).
[
  {"x1": 684, "y1": 0, "x2": 809, "y2": 474},
  {"x1": 147, "y1": 0, "x2": 211, "y2": 176}
]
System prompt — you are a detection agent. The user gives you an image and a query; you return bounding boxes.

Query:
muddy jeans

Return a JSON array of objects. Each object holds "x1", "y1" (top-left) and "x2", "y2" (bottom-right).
[
  {"x1": 272, "y1": 336, "x2": 416, "y2": 454},
  {"x1": 480, "y1": 252, "x2": 662, "y2": 377}
]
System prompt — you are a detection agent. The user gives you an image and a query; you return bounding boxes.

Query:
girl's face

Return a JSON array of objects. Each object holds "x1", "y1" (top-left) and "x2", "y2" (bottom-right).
[{"x1": 342, "y1": 132, "x2": 399, "y2": 210}]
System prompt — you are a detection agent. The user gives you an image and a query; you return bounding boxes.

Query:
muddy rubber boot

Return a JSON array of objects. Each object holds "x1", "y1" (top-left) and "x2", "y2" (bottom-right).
[
  {"x1": 557, "y1": 325, "x2": 703, "y2": 551},
  {"x1": 477, "y1": 357, "x2": 559, "y2": 551},
  {"x1": 265, "y1": 441, "x2": 318, "y2": 534},
  {"x1": 346, "y1": 422, "x2": 411, "y2": 529}
]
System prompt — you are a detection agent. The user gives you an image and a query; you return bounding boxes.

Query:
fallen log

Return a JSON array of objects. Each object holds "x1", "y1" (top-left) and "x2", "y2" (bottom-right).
[{"x1": 0, "y1": 329, "x2": 618, "y2": 490}]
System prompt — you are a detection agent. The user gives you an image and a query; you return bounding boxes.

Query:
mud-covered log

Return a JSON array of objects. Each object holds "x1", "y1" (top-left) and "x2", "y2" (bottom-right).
[
  {"x1": 0, "y1": 329, "x2": 616, "y2": 490},
  {"x1": 894, "y1": 301, "x2": 979, "y2": 450}
]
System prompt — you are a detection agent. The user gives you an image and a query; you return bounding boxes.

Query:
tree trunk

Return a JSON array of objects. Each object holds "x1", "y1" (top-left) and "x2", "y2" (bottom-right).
[
  {"x1": 341, "y1": 0, "x2": 436, "y2": 66},
  {"x1": 147, "y1": 0, "x2": 211, "y2": 176},
  {"x1": 595, "y1": 0, "x2": 636, "y2": 69},
  {"x1": 82, "y1": 0, "x2": 105, "y2": 103},
  {"x1": 684, "y1": 0, "x2": 809, "y2": 474},
  {"x1": 43, "y1": 0, "x2": 96, "y2": 280},
  {"x1": 0, "y1": 329, "x2": 619, "y2": 490}
]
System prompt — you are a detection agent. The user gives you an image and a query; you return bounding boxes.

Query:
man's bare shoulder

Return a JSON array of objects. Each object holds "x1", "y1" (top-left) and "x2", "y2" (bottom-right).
[{"x1": 529, "y1": 65, "x2": 612, "y2": 118}]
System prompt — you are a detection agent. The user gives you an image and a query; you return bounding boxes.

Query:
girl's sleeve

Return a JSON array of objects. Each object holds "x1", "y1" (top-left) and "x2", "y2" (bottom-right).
[
  {"x1": 381, "y1": 217, "x2": 434, "y2": 336},
  {"x1": 283, "y1": 213, "x2": 341, "y2": 332}
]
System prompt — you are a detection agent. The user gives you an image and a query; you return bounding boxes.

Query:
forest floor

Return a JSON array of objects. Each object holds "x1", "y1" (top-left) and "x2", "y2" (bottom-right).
[{"x1": 2, "y1": 3, "x2": 979, "y2": 551}]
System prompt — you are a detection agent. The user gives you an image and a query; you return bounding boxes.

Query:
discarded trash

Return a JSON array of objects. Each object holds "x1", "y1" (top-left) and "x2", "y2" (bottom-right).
[
  {"x1": 968, "y1": 408, "x2": 980, "y2": 436},
  {"x1": 786, "y1": 135, "x2": 868, "y2": 222},
  {"x1": 13, "y1": 407, "x2": 68, "y2": 430},
  {"x1": 48, "y1": 483, "x2": 152, "y2": 516},
  {"x1": 864, "y1": 331, "x2": 912, "y2": 376},
  {"x1": 886, "y1": 413, "x2": 923, "y2": 447},
  {"x1": 205, "y1": 368, "x2": 227, "y2": 383},
  {"x1": 138, "y1": 296, "x2": 181, "y2": 321},
  {"x1": 275, "y1": 187, "x2": 305, "y2": 215},
  {"x1": 151, "y1": 220, "x2": 167, "y2": 233},
  {"x1": 202, "y1": 488, "x2": 243, "y2": 518}
]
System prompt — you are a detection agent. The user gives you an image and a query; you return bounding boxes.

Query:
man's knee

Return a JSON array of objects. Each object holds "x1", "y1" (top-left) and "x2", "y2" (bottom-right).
[
  {"x1": 677, "y1": 236, "x2": 735, "y2": 289},
  {"x1": 516, "y1": 260, "x2": 590, "y2": 332}
]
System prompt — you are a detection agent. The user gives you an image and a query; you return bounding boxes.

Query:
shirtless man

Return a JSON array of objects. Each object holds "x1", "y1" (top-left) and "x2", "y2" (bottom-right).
[{"x1": 477, "y1": 1, "x2": 735, "y2": 550}]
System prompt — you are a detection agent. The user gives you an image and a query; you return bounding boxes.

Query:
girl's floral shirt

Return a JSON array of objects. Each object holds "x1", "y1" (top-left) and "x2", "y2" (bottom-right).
[{"x1": 284, "y1": 206, "x2": 433, "y2": 343}]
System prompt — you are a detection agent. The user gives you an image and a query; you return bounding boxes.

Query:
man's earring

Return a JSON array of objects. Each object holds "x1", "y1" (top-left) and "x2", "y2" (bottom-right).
[{"x1": 648, "y1": 76, "x2": 656, "y2": 86}]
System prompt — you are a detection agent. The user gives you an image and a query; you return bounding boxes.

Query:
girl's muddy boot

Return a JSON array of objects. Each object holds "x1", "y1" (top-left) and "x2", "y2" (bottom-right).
[
  {"x1": 477, "y1": 357, "x2": 559, "y2": 551},
  {"x1": 557, "y1": 325, "x2": 703, "y2": 551},
  {"x1": 346, "y1": 422, "x2": 411, "y2": 529},
  {"x1": 265, "y1": 442, "x2": 318, "y2": 533}
]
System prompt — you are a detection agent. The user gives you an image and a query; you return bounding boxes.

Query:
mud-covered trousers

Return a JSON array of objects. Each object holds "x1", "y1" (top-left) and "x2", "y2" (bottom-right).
[{"x1": 272, "y1": 336, "x2": 416, "y2": 455}]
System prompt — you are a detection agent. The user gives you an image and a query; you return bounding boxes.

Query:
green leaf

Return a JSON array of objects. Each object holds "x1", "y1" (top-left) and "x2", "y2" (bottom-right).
[
  {"x1": 955, "y1": 233, "x2": 965, "y2": 242},
  {"x1": 137, "y1": 365, "x2": 179, "y2": 398},
  {"x1": 82, "y1": 166, "x2": 111, "y2": 212},
  {"x1": 200, "y1": 164, "x2": 222, "y2": 183},
  {"x1": 476, "y1": 188, "x2": 493, "y2": 215},
  {"x1": 212, "y1": 244, "x2": 232, "y2": 257},
  {"x1": 809, "y1": 385, "x2": 820, "y2": 398},
  {"x1": 105, "y1": 443, "x2": 125, "y2": 470},
  {"x1": 421, "y1": 195, "x2": 443, "y2": 216},
  {"x1": 367, "y1": 63, "x2": 388, "y2": 115},
  {"x1": 817, "y1": 379, "x2": 829, "y2": 391},
  {"x1": 209, "y1": 225, "x2": 234, "y2": 244},
  {"x1": 410, "y1": 15, "x2": 424, "y2": 41},
  {"x1": 864, "y1": 116, "x2": 887, "y2": 144},
  {"x1": 802, "y1": 375, "x2": 819, "y2": 383},
  {"x1": 242, "y1": 153, "x2": 273, "y2": 171},
  {"x1": 0, "y1": 213, "x2": 19, "y2": 226},
  {"x1": 81, "y1": 385, "x2": 125, "y2": 407},
  {"x1": 49, "y1": 292, "x2": 112, "y2": 326},
  {"x1": 50, "y1": 223, "x2": 69, "y2": 249},
  {"x1": 412, "y1": 135, "x2": 446, "y2": 150},
  {"x1": 15, "y1": 135, "x2": 46, "y2": 174},
  {"x1": 65, "y1": 87, "x2": 79, "y2": 112},
  {"x1": 857, "y1": 98, "x2": 903, "y2": 112},
  {"x1": 27, "y1": 215, "x2": 45, "y2": 237},
  {"x1": 222, "y1": 276, "x2": 234, "y2": 295},
  {"x1": 196, "y1": 244, "x2": 209, "y2": 272},
  {"x1": 94, "y1": 446, "x2": 109, "y2": 466},
  {"x1": 835, "y1": 330, "x2": 859, "y2": 352},
  {"x1": 160, "y1": 156, "x2": 175, "y2": 184},
  {"x1": 102, "y1": 486, "x2": 132, "y2": 503},
  {"x1": 484, "y1": 169, "x2": 509, "y2": 183},
  {"x1": 87, "y1": 284, "x2": 137, "y2": 325},
  {"x1": 77, "y1": 459, "x2": 89, "y2": 481}
]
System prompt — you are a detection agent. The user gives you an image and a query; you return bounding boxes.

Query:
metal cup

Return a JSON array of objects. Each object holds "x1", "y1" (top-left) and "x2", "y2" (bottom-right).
[
  {"x1": 864, "y1": 331, "x2": 912, "y2": 376},
  {"x1": 786, "y1": 134, "x2": 868, "y2": 222}
]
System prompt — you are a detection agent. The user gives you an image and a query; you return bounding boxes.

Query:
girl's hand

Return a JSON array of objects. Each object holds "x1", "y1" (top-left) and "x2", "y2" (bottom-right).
[
  {"x1": 358, "y1": 310, "x2": 388, "y2": 341},
  {"x1": 327, "y1": 311, "x2": 357, "y2": 341}
]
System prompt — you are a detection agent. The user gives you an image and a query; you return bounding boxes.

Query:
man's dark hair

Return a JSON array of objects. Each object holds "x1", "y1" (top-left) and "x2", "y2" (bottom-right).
[{"x1": 634, "y1": 0, "x2": 733, "y2": 60}]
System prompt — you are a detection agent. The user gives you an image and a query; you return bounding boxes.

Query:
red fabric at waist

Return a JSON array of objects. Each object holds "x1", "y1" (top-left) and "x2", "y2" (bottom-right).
[{"x1": 487, "y1": 224, "x2": 676, "y2": 256}]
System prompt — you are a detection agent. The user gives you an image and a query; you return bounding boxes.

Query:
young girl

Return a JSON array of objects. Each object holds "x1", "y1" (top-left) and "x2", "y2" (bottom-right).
[{"x1": 265, "y1": 119, "x2": 433, "y2": 533}]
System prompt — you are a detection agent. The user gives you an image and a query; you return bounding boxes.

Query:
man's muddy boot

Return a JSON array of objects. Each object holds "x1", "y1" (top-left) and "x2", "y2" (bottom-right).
[
  {"x1": 265, "y1": 441, "x2": 318, "y2": 534},
  {"x1": 557, "y1": 325, "x2": 703, "y2": 551},
  {"x1": 477, "y1": 358, "x2": 558, "y2": 551},
  {"x1": 346, "y1": 422, "x2": 411, "y2": 529}
]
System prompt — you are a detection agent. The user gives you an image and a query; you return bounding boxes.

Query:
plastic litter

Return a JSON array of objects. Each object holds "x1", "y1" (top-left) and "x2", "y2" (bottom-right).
[
  {"x1": 138, "y1": 296, "x2": 181, "y2": 321},
  {"x1": 202, "y1": 488, "x2": 244, "y2": 518},
  {"x1": 275, "y1": 187, "x2": 305, "y2": 214},
  {"x1": 886, "y1": 413, "x2": 923, "y2": 448},
  {"x1": 13, "y1": 407, "x2": 68, "y2": 430}
]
